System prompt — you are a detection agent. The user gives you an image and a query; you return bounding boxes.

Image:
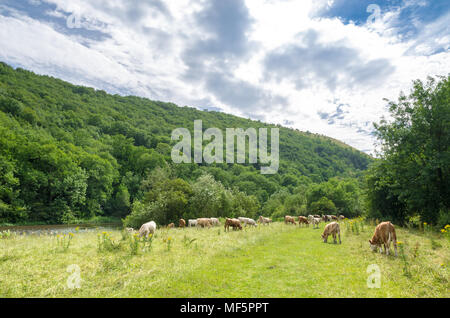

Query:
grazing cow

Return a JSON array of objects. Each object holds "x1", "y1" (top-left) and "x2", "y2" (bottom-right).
[
  {"x1": 139, "y1": 221, "x2": 156, "y2": 238},
  {"x1": 369, "y1": 221, "x2": 398, "y2": 257},
  {"x1": 321, "y1": 222, "x2": 341, "y2": 244},
  {"x1": 210, "y1": 217, "x2": 220, "y2": 226},
  {"x1": 338, "y1": 215, "x2": 345, "y2": 221},
  {"x1": 330, "y1": 215, "x2": 338, "y2": 221},
  {"x1": 322, "y1": 215, "x2": 331, "y2": 222},
  {"x1": 258, "y1": 216, "x2": 272, "y2": 225},
  {"x1": 308, "y1": 215, "x2": 321, "y2": 229},
  {"x1": 188, "y1": 219, "x2": 197, "y2": 227},
  {"x1": 224, "y1": 218, "x2": 242, "y2": 232},
  {"x1": 238, "y1": 217, "x2": 249, "y2": 224},
  {"x1": 243, "y1": 218, "x2": 257, "y2": 227},
  {"x1": 168, "y1": 223, "x2": 174, "y2": 228},
  {"x1": 179, "y1": 219, "x2": 186, "y2": 228},
  {"x1": 196, "y1": 218, "x2": 212, "y2": 228},
  {"x1": 298, "y1": 216, "x2": 309, "y2": 227},
  {"x1": 284, "y1": 215, "x2": 297, "y2": 225}
]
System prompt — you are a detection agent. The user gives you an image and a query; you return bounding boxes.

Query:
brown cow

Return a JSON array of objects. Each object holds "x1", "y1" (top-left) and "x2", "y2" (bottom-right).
[
  {"x1": 284, "y1": 215, "x2": 297, "y2": 225},
  {"x1": 224, "y1": 218, "x2": 242, "y2": 232},
  {"x1": 338, "y1": 215, "x2": 345, "y2": 221},
  {"x1": 196, "y1": 218, "x2": 212, "y2": 228},
  {"x1": 321, "y1": 222, "x2": 341, "y2": 244},
  {"x1": 298, "y1": 216, "x2": 309, "y2": 227},
  {"x1": 179, "y1": 219, "x2": 186, "y2": 228},
  {"x1": 168, "y1": 223, "x2": 174, "y2": 228},
  {"x1": 330, "y1": 215, "x2": 338, "y2": 221},
  {"x1": 369, "y1": 221, "x2": 398, "y2": 257}
]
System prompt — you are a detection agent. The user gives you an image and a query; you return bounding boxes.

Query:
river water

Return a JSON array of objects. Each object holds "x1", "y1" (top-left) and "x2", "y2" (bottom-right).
[{"x1": 0, "y1": 223, "x2": 122, "y2": 235}]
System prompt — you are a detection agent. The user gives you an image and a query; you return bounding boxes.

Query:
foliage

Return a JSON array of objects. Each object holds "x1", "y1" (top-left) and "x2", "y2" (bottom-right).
[
  {"x1": 0, "y1": 62, "x2": 371, "y2": 224},
  {"x1": 366, "y1": 75, "x2": 450, "y2": 225}
]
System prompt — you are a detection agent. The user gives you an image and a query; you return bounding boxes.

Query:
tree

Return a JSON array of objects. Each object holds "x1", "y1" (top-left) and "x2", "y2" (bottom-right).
[{"x1": 367, "y1": 75, "x2": 450, "y2": 225}]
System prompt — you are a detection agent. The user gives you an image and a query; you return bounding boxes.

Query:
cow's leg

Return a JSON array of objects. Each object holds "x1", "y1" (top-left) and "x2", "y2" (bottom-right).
[
  {"x1": 338, "y1": 231, "x2": 341, "y2": 244},
  {"x1": 393, "y1": 240, "x2": 398, "y2": 257}
]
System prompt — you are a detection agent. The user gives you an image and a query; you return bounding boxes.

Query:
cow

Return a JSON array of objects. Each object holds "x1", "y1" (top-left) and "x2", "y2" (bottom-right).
[
  {"x1": 138, "y1": 221, "x2": 157, "y2": 238},
  {"x1": 210, "y1": 217, "x2": 220, "y2": 226},
  {"x1": 179, "y1": 219, "x2": 186, "y2": 228},
  {"x1": 188, "y1": 219, "x2": 197, "y2": 227},
  {"x1": 224, "y1": 218, "x2": 242, "y2": 232},
  {"x1": 338, "y1": 215, "x2": 345, "y2": 221},
  {"x1": 196, "y1": 218, "x2": 212, "y2": 228},
  {"x1": 369, "y1": 221, "x2": 398, "y2": 257},
  {"x1": 313, "y1": 215, "x2": 321, "y2": 219},
  {"x1": 298, "y1": 216, "x2": 309, "y2": 227},
  {"x1": 308, "y1": 215, "x2": 321, "y2": 229},
  {"x1": 321, "y1": 222, "x2": 341, "y2": 244},
  {"x1": 238, "y1": 217, "x2": 249, "y2": 224},
  {"x1": 168, "y1": 223, "x2": 174, "y2": 228},
  {"x1": 322, "y1": 215, "x2": 330, "y2": 222},
  {"x1": 330, "y1": 215, "x2": 338, "y2": 221},
  {"x1": 285, "y1": 215, "x2": 297, "y2": 225},
  {"x1": 243, "y1": 218, "x2": 257, "y2": 227},
  {"x1": 258, "y1": 216, "x2": 272, "y2": 225}
]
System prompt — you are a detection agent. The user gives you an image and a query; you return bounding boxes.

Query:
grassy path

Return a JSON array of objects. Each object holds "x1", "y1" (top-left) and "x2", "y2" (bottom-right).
[{"x1": 0, "y1": 222, "x2": 448, "y2": 297}]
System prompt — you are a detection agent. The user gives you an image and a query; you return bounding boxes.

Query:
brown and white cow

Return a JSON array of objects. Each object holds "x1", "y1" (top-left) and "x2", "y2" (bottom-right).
[
  {"x1": 321, "y1": 222, "x2": 341, "y2": 244},
  {"x1": 168, "y1": 223, "x2": 174, "y2": 228},
  {"x1": 258, "y1": 216, "x2": 272, "y2": 225},
  {"x1": 338, "y1": 215, "x2": 345, "y2": 221},
  {"x1": 369, "y1": 221, "x2": 398, "y2": 257},
  {"x1": 284, "y1": 215, "x2": 297, "y2": 225},
  {"x1": 179, "y1": 219, "x2": 186, "y2": 228},
  {"x1": 298, "y1": 216, "x2": 309, "y2": 227},
  {"x1": 196, "y1": 218, "x2": 212, "y2": 228},
  {"x1": 330, "y1": 215, "x2": 338, "y2": 221},
  {"x1": 224, "y1": 218, "x2": 242, "y2": 232}
]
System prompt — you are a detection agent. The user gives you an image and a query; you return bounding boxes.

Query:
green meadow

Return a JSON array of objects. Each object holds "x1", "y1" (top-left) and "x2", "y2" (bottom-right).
[{"x1": 0, "y1": 220, "x2": 448, "y2": 298}]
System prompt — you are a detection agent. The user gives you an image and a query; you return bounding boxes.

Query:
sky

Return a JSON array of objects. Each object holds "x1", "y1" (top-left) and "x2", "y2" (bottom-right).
[{"x1": 0, "y1": 0, "x2": 449, "y2": 154}]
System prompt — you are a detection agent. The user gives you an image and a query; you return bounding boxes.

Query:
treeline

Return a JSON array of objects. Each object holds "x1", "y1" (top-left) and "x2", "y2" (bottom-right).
[
  {"x1": 0, "y1": 62, "x2": 371, "y2": 224},
  {"x1": 123, "y1": 167, "x2": 363, "y2": 228}
]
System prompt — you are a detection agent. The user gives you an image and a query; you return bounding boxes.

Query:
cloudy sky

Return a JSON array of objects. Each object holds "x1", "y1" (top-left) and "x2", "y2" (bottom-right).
[{"x1": 0, "y1": 0, "x2": 449, "y2": 154}]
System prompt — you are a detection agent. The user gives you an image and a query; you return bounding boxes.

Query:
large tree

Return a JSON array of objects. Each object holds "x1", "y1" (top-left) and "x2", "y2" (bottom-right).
[{"x1": 366, "y1": 75, "x2": 450, "y2": 225}]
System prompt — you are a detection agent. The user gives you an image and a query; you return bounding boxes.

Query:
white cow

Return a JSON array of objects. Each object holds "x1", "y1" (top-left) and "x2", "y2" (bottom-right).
[
  {"x1": 139, "y1": 221, "x2": 156, "y2": 238},
  {"x1": 188, "y1": 219, "x2": 197, "y2": 227},
  {"x1": 244, "y1": 218, "x2": 257, "y2": 227},
  {"x1": 308, "y1": 215, "x2": 321, "y2": 229},
  {"x1": 210, "y1": 218, "x2": 220, "y2": 226}
]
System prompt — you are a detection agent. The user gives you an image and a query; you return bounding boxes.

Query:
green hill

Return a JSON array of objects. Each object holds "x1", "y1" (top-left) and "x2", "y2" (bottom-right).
[{"x1": 0, "y1": 62, "x2": 372, "y2": 224}]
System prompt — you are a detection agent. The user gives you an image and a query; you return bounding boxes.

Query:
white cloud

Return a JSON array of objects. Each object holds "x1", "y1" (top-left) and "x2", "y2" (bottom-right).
[{"x1": 0, "y1": 0, "x2": 448, "y2": 155}]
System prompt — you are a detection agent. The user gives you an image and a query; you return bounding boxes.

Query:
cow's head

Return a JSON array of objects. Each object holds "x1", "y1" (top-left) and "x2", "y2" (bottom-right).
[{"x1": 369, "y1": 240, "x2": 378, "y2": 251}]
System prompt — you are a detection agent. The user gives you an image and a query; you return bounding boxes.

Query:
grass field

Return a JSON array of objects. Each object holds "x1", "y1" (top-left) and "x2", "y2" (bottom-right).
[{"x1": 0, "y1": 220, "x2": 448, "y2": 297}]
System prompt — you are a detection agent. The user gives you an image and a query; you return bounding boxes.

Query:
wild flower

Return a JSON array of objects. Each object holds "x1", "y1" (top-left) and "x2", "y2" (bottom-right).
[
  {"x1": 55, "y1": 232, "x2": 73, "y2": 252},
  {"x1": 97, "y1": 231, "x2": 120, "y2": 252}
]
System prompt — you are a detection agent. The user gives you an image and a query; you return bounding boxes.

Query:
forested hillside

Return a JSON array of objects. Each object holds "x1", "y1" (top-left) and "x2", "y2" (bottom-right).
[{"x1": 0, "y1": 62, "x2": 371, "y2": 225}]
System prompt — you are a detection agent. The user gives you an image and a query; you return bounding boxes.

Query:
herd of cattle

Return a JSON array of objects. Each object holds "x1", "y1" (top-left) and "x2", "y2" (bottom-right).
[{"x1": 132, "y1": 214, "x2": 398, "y2": 256}]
